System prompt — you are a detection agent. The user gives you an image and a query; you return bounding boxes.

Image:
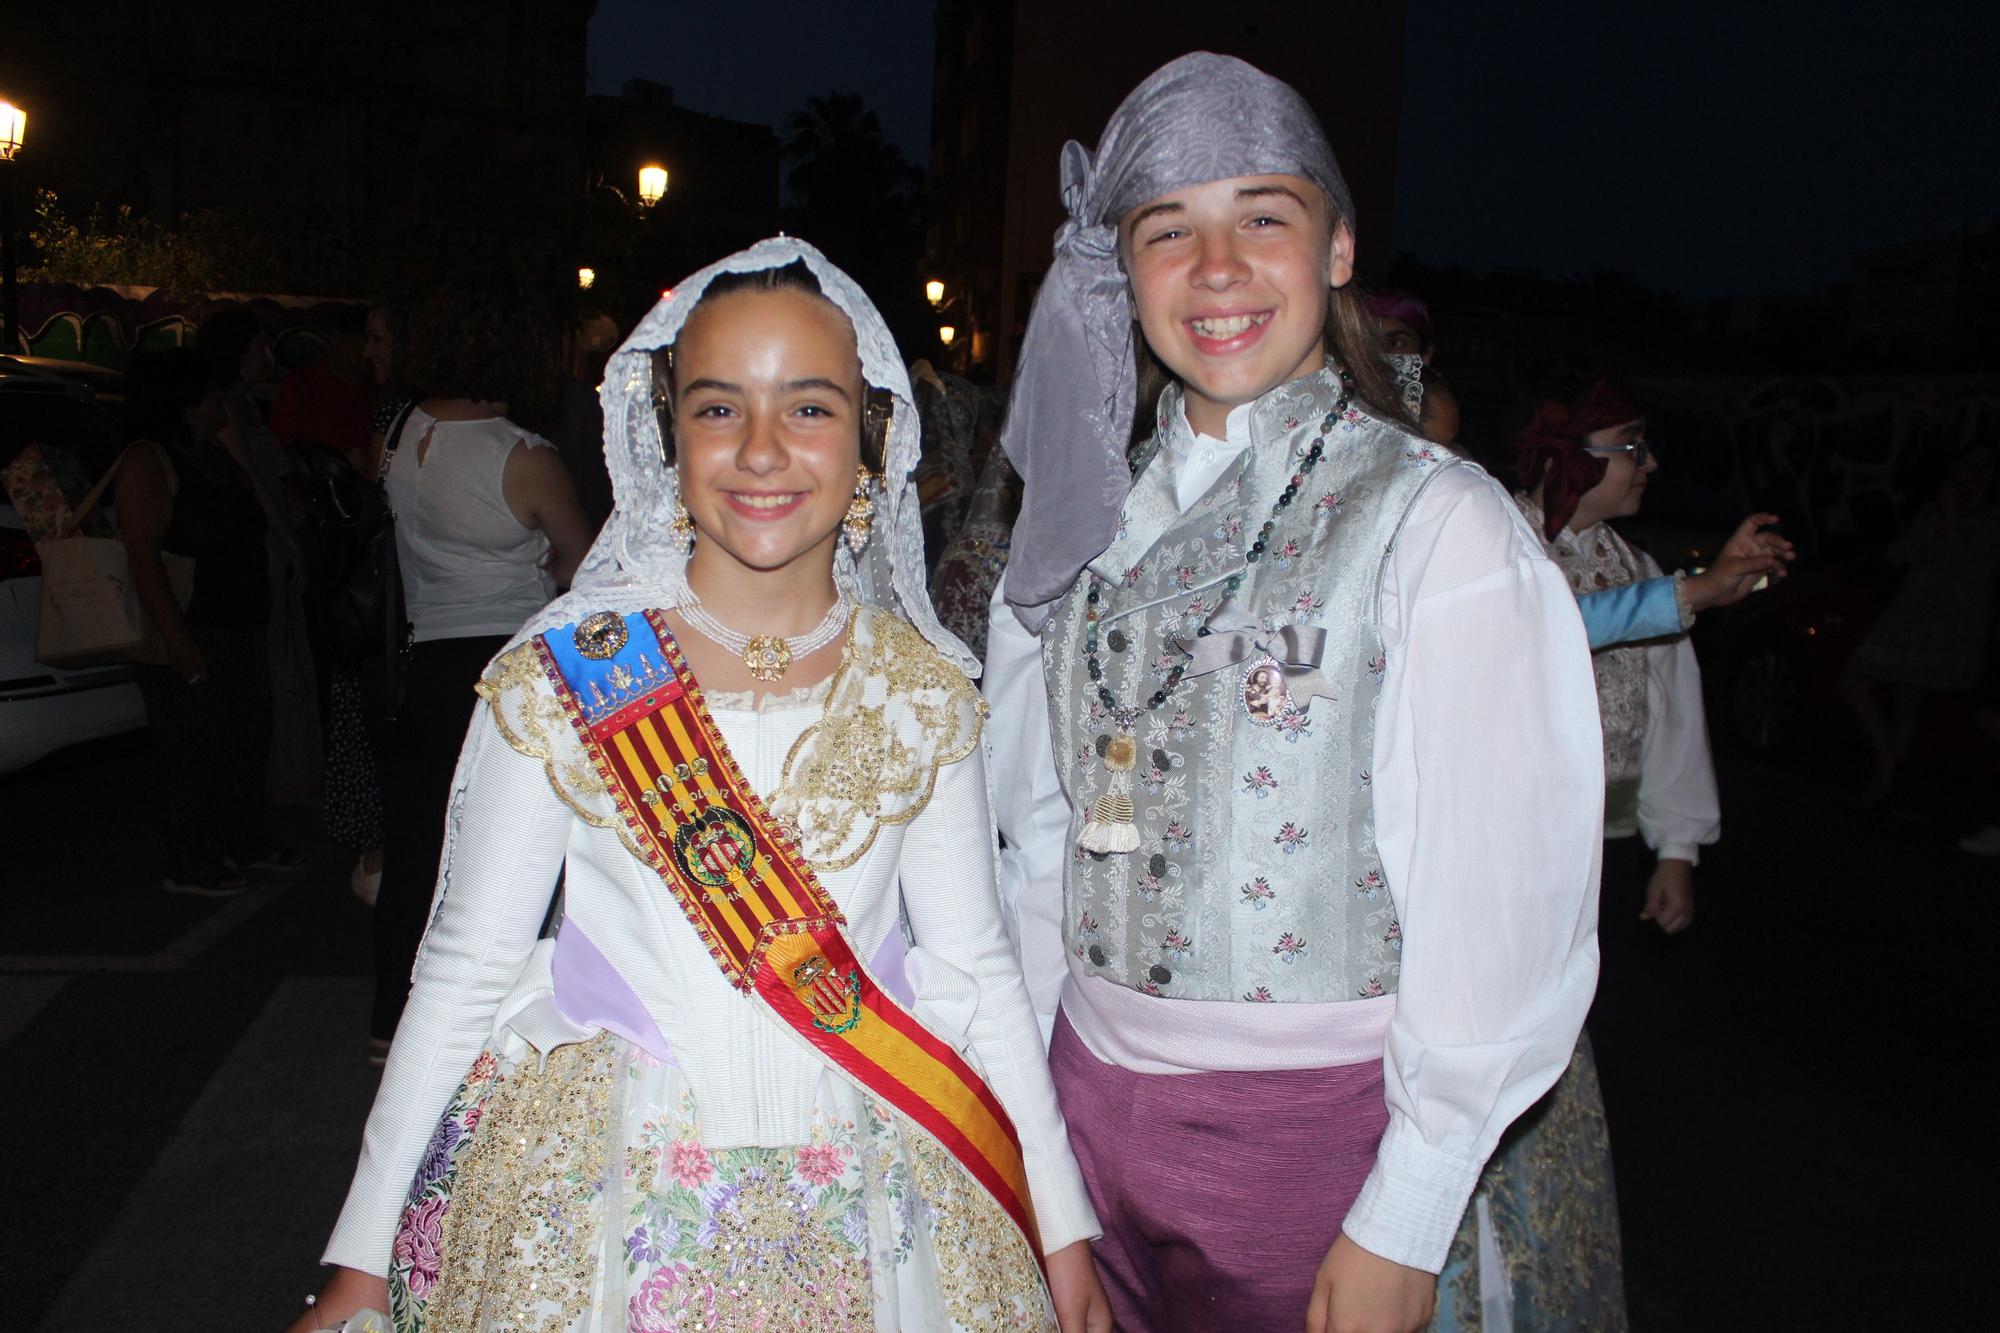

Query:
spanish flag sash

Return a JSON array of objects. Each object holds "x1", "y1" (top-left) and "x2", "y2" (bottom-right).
[{"x1": 535, "y1": 608, "x2": 1041, "y2": 1261}]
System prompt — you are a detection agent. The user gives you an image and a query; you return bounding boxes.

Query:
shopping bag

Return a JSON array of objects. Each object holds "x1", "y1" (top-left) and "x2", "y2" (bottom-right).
[{"x1": 31, "y1": 444, "x2": 195, "y2": 667}]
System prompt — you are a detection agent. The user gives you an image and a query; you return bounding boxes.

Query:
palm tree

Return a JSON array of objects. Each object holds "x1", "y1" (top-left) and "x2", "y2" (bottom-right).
[{"x1": 779, "y1": 94, "x2": 924, "y2": 346}]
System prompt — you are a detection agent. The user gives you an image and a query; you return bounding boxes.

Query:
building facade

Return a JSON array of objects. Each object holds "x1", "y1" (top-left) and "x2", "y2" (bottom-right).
[{"x1": 2, "y1": 0, "x2": 595, "y2": 294}]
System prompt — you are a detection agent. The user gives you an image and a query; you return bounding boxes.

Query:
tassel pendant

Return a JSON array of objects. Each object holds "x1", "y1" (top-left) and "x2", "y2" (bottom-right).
[{"x1": 1078, "y1": 733, "x2": 1142, "y2": 854}]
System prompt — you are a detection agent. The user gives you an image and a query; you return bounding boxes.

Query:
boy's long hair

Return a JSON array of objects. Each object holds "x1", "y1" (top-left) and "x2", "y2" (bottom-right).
[{"x1": 1129, "y1": 286, "x2": 1419, "y2": 448}]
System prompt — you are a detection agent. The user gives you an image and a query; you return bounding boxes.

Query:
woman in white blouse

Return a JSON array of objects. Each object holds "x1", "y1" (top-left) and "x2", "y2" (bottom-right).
[{"x1": 292, "y1": 240, "x2": 1106, "y2": 1333}]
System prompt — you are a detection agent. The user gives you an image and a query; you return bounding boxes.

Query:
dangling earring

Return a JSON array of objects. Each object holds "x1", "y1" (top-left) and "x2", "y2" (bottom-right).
[
  {"x1": 670, "y1": 497, "x2": 696, "y2": 553},
  {"x1": 843, "y1": 465, "x2": 875, "y2": 555}
]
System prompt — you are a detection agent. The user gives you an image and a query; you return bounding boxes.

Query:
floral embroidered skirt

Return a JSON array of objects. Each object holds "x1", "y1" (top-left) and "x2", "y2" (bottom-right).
[
  {"x1": 1432, "y1": 1037, "x2": 1629, "y2": 1331},
  {"x1": 386, "y1": 1030, "x2": 1054, "y2": 1333}
]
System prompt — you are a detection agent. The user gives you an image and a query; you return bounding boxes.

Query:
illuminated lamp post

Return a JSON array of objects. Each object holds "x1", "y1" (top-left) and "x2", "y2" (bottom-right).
[
  {"x1": 0, "y1": 100, "x2": 25, "y2": 354},
  {"x1": 938, "y1": 324, "x2": 957, "y2": 348},
  {"x1": 638, "y1": 164, "x2": 668, "y2": 210},
  {"x1": 925, "y1": 279, "x2": 945, "y2": 306},
  {"x1": 577, "y1": 266, "x2": 597, "y2": 290}
]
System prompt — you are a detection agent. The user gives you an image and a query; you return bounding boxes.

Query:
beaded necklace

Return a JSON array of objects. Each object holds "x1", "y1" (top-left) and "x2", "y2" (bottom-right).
[
  {"x1": 1076, "y1": 371, "x2": 1350, "y2": 853},
  {"x1": 679, "y1": 588, "x2": 851, "y2": 683}
]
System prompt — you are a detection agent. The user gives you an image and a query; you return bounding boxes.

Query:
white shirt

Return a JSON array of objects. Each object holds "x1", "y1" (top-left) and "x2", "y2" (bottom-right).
[
  {"x1": 1636, "y1": 624, "x2": 1721, "y2": 861},
  {"x1": 1559, "y1": 538, "x2": 1720, "y2": 862},
  {"x1": 385, "y1": 410, "x2": 557, "y2": 642},
  {"x1": 984, "y1": 402, "x2": 1604, "y2": 1274},
  {"x1": 326, "y1": 655, "x2": 1100, "y2": 1275}
]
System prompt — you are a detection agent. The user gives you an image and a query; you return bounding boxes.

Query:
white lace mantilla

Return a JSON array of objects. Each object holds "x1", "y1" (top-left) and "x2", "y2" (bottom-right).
[{"x1": 500, "y1": 236, "x2": 976, "y2": 681}]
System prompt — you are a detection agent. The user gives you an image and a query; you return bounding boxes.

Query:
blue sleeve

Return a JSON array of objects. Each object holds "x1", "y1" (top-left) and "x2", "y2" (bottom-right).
[{"x1": 1577, "y1": 577, "x2": 1684, "y2": 650}]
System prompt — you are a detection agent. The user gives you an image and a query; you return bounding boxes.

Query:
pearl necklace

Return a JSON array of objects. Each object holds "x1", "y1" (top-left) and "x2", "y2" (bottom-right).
[{"x1": 678, "y1": 588, "x2": 851, "y2": 683}]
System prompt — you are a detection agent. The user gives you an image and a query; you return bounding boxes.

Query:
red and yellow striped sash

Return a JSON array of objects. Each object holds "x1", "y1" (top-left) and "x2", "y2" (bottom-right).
[{"x1": 535, "y1": 609, "x2": 1040, "y2": 1258}]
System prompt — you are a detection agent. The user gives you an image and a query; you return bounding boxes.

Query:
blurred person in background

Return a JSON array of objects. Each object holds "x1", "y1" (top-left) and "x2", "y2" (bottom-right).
[
  {"x1": 929, "y1": 388, "x2": 1019, "y2": 667},
  {"x1": 1365, "y1": 289, "x2": 1460, "y2": 446},
  {"x1": 1841, "y1": 444, "x2": 2000, "y2": 807},
  {"x1": 198, "y1": 305, "x2": 322, "y2": 806},
  {"x1": 1515, "y1": 380, "x2": 1718, "y2": 1009},
  {"x1": 547, "y1": 307, "x2": 622, "y2": 531},
  {"x1": 271, "y1": 305, "x2": 373, "y2": 469},
  {"x1": 114, "y1": 349, "x2": 285, "y2": 896},
  {"x1": 909, "y1": 358, "x2": 982, "y2": 568},
  {"x1": 1426, "y1": 378, "x2": 1738, "y2": 1327},
  {"x1": 362, "y1": 296, "x2": 419, "y2": 464},
  {"x1": 322, "y1": 295, "x2": 419, "y2": 907},
  {"x1": 365, "y1": 269, "x2": 594, "y2": 1066}
]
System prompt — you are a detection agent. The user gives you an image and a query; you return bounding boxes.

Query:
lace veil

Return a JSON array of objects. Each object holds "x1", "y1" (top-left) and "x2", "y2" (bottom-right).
[{"x1": 505, "y1": 236, "x2": 976, "y2": 679}]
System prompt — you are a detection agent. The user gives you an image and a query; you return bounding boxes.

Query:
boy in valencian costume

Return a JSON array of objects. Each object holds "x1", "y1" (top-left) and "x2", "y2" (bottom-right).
[
  {"x1": 985, "y1": 55, "x2": 1605, "y2": 1331},
  {"x1": 299, "y1": 239, "x2": 1109, "y2": 1332}
]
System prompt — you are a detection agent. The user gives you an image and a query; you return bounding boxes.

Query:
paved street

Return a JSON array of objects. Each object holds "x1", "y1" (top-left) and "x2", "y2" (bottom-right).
[{"x1": 1, "y1": 726, "x2": 1987, "y2": 1330}]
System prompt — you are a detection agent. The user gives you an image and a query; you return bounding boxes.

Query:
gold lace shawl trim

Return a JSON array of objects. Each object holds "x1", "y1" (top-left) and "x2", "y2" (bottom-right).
[
  {"x1": 772, "y1": 606, "x2": 985, "y2": 872},
  {"x1": 474, "y1": 607, "x2": 984, "y2": 873},
  {"x1": 475, "y1": 643, "x2": 616, "y2": 829}
]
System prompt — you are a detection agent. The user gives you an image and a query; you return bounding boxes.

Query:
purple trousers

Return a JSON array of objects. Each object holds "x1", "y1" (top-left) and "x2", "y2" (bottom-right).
[{"x1": 1048, "y1": 1011, "x2": 1389, "y2": 1333}]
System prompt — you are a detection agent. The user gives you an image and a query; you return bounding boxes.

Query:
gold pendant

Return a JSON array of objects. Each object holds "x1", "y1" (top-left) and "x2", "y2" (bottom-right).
[{"x1": 743, "y1": 635, "x2": 792, "y2": 682}]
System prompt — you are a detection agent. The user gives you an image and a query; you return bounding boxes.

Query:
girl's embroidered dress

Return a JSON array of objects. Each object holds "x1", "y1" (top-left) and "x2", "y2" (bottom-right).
[{"x1": 320, "y1": 241, "x2": 1097, "y2": 1332}]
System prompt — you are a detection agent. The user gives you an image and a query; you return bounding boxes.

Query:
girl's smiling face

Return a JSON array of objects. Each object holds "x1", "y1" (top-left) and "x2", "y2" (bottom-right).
[
  {"x1": 1121, "y1": 173, "x2": 1354, "y2": 438},
  {"x1": 672, "y1": 287, "x2": 864, "y2": 580}
]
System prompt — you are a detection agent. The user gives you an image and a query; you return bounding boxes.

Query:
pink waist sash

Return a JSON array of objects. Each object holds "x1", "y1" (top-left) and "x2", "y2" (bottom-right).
[{"x1": 1060, "y1": 957, "x2": 1396, "y2": 1075}]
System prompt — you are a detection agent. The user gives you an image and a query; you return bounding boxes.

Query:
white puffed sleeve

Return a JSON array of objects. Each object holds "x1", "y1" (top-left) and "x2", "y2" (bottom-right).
[
  {"x1": 898, "y1": 739, "x2": 1101, "y2": 1254},
  {"x1": 983, "y1": 573, "x2": 1073, "y2": 1037},
  {"x1": 1633, "y1": 555, "x2": 1722, "y2": 864},
  {"x1": 322, "y1": 707, "x2": 571, "y2": 1274},
  {"x1": 1342, "y1": 466, "x2": 1604, "y2": 1273}
]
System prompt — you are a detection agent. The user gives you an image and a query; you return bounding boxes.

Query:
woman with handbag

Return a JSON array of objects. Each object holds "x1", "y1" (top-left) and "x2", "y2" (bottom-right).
[{"x1": 113, "y1": 348, "x2": 278, "y2": 897}]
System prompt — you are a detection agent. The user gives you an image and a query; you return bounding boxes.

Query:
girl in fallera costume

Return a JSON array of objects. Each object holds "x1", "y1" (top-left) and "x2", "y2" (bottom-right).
[
  {"x1": 985, "y1": 54, "x2": 1605, "y2": 1331},
  {"x1": 295, "y1": 240, "x2": 1110, "y2": 1333}
]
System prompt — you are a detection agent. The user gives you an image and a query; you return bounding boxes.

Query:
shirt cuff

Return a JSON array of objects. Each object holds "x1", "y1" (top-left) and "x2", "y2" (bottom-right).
[
  {"x1": 1672, "y1": 570, "x2": 1695, "y2": 630},
  {"x1": 1032, "y1": 1172, "x2": 1104, "y2": 1255},
  {"x1": 1339, "y1": 1114, "x2": 1485, "y2": 1274},
  {"x1": 1655, "y1": 841, "x2": 1702, "y2": 866}
]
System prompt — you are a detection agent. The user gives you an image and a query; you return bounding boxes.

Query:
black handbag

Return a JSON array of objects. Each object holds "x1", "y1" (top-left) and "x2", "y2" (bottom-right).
[{"x1": 313, "y1": 402, "x2": 415, "y2": 717}]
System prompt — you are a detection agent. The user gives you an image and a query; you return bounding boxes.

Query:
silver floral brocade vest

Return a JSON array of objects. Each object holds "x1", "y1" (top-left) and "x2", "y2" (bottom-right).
[{"x1": 1043, "y1": 368, "x2": 1455, "y2": 1003}]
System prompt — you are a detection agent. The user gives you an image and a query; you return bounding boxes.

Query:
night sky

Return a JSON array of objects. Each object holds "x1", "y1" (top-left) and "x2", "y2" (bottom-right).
[{"x1": 588, "y1": 0, "x2": 1999, "y2": 300}]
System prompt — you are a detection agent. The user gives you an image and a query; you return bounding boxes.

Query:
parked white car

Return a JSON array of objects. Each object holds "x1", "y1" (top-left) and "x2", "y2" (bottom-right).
[{"x1": 0, "y1": 358, "x2": 147, "y2": 775}]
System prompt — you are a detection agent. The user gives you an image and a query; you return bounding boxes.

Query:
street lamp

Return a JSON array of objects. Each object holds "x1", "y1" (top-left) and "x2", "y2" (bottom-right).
[
  {"x1": 577, "y1": 266, "x2": 597, "y2": 290},
  {"x1": 638, "y1": 164, "x2": 668, "y2": 209},
  {"x1": 925, "y1": 279, "x2": 945, "y2": 306},
  {"x1": 938, "y1": 325, "x2": 957, "y2": 347},
  {"x1": 0, "y1": 102, "x2": 23, "y2": 162},
  {"x1": 0, "y1": 99, "x2": 25, "y2": 353}
]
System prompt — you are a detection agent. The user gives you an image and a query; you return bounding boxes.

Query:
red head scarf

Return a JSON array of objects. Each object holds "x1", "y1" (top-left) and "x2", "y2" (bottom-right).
[{"x1": 1513, "y1": 378, "x2": 1644, "y2": 539}]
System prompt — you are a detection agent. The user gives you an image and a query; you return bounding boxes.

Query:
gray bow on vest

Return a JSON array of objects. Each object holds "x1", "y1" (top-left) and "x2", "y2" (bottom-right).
[{"x1": 1175, "y1": 621, "x2": 1339, "y2": 707}]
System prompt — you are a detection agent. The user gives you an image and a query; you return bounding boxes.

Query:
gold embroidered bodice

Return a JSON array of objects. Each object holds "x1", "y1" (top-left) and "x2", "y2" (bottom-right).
[{"x1": 476, "y1": 606, "x2": 985, "y2": 872}]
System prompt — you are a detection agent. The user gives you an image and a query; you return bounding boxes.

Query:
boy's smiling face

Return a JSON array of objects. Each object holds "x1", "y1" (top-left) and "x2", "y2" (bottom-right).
[{"x1": 1121, "y1": 173, "x2": 1354, "y2": 438}]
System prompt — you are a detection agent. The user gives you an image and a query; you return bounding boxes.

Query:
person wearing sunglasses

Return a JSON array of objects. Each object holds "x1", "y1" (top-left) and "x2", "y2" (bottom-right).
[{"x1": 1569, "y1": 427, "x2": 1793, "y2": 651}]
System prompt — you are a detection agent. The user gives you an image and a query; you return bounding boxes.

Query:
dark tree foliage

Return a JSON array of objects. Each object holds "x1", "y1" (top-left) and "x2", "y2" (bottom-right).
[{"x1": 780, "y1": 94, "x2": 927, "y2": 355}]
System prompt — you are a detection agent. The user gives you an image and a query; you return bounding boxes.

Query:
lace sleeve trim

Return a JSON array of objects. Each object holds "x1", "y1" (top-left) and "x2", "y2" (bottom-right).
[
  {"x1": 475, "y1": 642, "x2": 616, "y2": 830},
  {"x1": 772, "y1": 608, "x2": 986, "y2": 873}
]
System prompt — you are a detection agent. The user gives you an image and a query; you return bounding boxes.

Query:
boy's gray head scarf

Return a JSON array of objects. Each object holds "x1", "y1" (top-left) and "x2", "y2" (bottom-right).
[{"x1": 999, "y1": 52, "x2": 1354, "y2": 630}]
